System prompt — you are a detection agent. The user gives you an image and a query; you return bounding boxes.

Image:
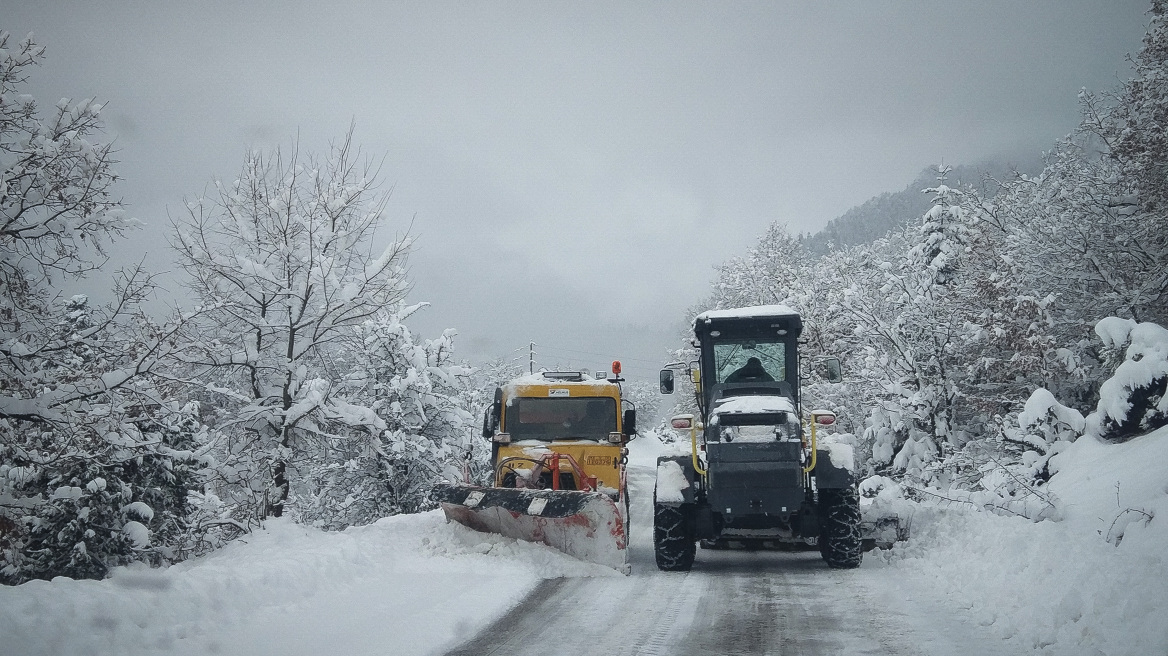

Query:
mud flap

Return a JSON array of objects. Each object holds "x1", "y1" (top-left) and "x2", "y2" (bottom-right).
[{"x1": 433, "y1": 483, "x2": 630, "y2": 574}]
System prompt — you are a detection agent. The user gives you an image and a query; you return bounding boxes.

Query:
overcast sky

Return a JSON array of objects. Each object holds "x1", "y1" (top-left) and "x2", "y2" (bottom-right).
[{"x1": 5, "y1": 1, "x2": 1151, "y2": 380}]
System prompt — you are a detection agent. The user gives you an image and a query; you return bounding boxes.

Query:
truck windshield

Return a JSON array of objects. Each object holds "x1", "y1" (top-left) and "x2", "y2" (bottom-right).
[
  {"x1": 504, "y1": 397, "x2": 617, "y2": 441},
  {"x1": 713, "y1": 339, "x2": 786, "y2": 383}
]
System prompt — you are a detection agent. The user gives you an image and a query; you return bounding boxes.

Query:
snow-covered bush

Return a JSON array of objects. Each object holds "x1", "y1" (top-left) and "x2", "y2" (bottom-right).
[
  {"x1": 0, "y1": 401, "x2": 204, "y2": 583},
  {"x1": 291, "y1": 306, "x2": 477, "y2": 529},
  {"x1": 1087, "y1": 317, "x2": 1168, "y2": 441}
]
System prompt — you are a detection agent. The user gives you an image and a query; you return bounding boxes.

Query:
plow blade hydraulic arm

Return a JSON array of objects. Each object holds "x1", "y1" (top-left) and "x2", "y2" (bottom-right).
[{"x1": 433, "y1": 483, "x2": 630, "y2": 574}]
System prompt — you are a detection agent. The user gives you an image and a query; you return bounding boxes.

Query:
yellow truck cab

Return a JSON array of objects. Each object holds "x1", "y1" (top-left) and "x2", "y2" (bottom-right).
[
  {"x1": 434, "y1": 367, "x2": 636, "y2": 572},
  {"x1": 486, "y1": 371, "x2": 634, "y2": 499}
]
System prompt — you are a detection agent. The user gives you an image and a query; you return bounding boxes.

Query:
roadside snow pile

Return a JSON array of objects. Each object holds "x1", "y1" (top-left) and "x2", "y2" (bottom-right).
[
  {"x1": 627, "y1": 427, "x2": 689, "y2": 468},
  {"x1": 871, "y1": 425, "x2": 1168, "y2": 655},
  {"x1": 0, "y1": 512, "x2": 617, "y2": 656}
]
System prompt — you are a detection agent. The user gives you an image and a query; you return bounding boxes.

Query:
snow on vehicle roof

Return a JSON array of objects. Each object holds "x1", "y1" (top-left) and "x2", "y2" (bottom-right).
[
  {"x1": 694, "y1": 304, "x2": 801, "y2": 323},
  {"x1": 711, "y1": 395, "x2": 795, "y2": 416},
  {"x1": 503, "y1": 372, "x2": 620, "y2": 391}
]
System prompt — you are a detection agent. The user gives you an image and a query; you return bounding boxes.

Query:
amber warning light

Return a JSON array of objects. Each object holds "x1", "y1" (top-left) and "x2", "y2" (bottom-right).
[{"x1": 611, "y1": 360, "x2": 622, "y2": 375}]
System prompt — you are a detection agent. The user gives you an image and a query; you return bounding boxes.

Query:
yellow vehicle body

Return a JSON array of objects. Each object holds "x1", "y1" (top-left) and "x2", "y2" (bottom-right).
[
  {"x1": 493, "y1": 376, "x2": 627, "y2": 494},
  {"x1": 434, "y1": 371, "x2": 633, "y2": 573}
]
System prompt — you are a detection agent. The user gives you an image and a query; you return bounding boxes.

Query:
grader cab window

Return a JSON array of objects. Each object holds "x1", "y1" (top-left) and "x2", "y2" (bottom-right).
[
  {"x1": 713, "y1": 339, "x2": 786, "y2": 383},
  {"x1": 505, "y1": 397, "x2": 617, "y2": 441}
]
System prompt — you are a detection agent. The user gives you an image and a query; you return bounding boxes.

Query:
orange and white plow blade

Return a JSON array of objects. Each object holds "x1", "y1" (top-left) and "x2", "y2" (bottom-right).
[{"x1": 433, "y1": 483, "x2": 630, "y2": 574}]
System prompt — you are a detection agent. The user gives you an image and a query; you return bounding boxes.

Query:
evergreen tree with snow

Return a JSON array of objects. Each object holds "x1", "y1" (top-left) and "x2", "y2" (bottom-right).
[{"x1": 0, "y1": 34, "x2": 200, "y2": 583}]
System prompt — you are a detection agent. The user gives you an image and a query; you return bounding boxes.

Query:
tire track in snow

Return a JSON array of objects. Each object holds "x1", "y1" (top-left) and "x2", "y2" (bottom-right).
[
  {"x1": 624, "y1": 572, "x2": 704, "y2": 656},
  {"x1": 442, "y1": 462, "x2": 1017, "y2": 656}
]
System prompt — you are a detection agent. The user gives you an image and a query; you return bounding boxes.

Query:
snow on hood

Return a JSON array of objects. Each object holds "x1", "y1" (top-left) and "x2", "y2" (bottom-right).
[
  {"x1": 694, "y1": 304, "x2": 800, "y2": 323},
  {"x1": 711, "y1": 395, "x2": 795, "y2": 417}
]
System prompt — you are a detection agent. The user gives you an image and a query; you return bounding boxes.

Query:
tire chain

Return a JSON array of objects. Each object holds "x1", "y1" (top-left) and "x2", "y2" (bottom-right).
[
  {"x1": 818, "y1": 487, "x2": 863, "y2": 569},
  {"x1": 653, "y1": 501, "x2": 696, "y2": 571}
]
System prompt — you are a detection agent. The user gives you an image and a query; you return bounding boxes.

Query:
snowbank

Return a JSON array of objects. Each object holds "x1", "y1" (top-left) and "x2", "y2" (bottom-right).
[
  {"x1": 0, "y1": 512, "x2": 617, "y2": 656},
  {"x1": 626, "y1": 427, "x2": 689, "y2": 468},
  {"x1": 870, "y1": 425, "x2": 1168, "y2": 655}
]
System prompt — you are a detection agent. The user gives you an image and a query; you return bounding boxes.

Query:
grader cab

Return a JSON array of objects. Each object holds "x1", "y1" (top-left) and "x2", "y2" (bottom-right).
[{"x1": 654, "y1": 305, "x2": 869, "y2": 571}]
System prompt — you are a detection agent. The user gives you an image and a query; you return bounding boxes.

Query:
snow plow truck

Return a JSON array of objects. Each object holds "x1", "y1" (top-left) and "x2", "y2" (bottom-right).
[
  {"x1": 433, "y1": 367, "x2": 635, "y2": 574},
  {"x1": 655, "y1": 304, "x2": 895, "y2": 571}
]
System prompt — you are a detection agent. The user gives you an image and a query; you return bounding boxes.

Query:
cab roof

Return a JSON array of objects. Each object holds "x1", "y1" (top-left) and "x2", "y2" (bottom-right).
[
  {"x1": 503, "y1": 372, "x2": 621, "y2": 398},
  {"x1": 693, "y1": 304, "x2": 803, "y2": 339},
  {"x1": 694, "y1": 304, "x2": 801, "y2": 323}
]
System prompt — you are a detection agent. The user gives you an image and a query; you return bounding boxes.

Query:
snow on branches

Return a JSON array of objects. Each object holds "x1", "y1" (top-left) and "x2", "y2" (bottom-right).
[
  {"x1": 1088, "y1": 317, "x2": 1168, "y2": 441},
  {"x1": 171, "y1": 129, "x2": 475, "y2": 527},
  {"x1": 291, "y1": 306, "x2": 476, "y2": 528},
  {"x1": 0, "y1": 35, "x2": 202, "y2": 583}
]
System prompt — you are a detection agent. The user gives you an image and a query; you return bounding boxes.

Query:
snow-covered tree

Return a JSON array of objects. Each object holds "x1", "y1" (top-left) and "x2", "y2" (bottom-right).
[
  {"x1": 0, "y1": 34, "x2": 200, "y2": 583},
  {"x1": 707, "y1": 222, "x2": 812, "y2": 311},
  {"x1": 991, "y1": 2, "x2": 1168, "y2": 330},
  {"x1": 171, "y1": 129, "x2": 412, "y2": 520}
]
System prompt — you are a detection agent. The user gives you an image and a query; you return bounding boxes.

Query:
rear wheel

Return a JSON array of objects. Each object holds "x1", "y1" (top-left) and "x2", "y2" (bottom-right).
[
  {"x1": 818, "y1": 487, "x2": 862, "y2": 569},
  {"x1": 653, "y1": 501, "x2": 695, "y2": 571}
]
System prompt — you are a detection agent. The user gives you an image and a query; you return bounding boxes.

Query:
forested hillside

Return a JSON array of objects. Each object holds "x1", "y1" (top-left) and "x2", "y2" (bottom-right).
[
  {"x1": 688, "y1": 5, "x2": 1168, "y2": 510},
  {"x1": 800, "y1": 159, "x2": 1042, "y2": 256}
]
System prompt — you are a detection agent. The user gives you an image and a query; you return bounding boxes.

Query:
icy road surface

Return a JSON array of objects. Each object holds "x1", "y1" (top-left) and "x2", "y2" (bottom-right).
[{"x1": 445, "y1": 465, "x2": 1018, "y2": 656}]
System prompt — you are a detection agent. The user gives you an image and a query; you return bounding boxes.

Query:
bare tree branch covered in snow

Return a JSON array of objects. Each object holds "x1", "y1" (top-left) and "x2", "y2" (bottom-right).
[
  {"x1": 0, "y1": 34, "x2": 203, "y2": 584},
  {"x1": 170, "y1": 127, "x2": 416, "y2": 520}
]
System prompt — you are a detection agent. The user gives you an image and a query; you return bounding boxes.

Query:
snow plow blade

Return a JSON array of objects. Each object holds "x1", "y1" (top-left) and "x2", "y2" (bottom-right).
[{"x1": 433, "y1": 483, "x2": 630, "y2": 574}]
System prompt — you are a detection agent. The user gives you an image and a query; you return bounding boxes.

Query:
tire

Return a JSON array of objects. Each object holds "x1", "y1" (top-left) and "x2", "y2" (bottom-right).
[
  {"x1": 653, "y1": 501, "x2": 695, "y2": 571},
  {"x1": 818, "y1": 487, "x2": 862, "y2": 569}
]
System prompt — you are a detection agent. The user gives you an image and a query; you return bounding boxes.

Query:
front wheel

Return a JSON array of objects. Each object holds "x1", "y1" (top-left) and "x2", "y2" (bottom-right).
[
  {"x1": 653, "y1": 501, "x2": 695, "y2": 571},
  {"x1": 818, "y1": 487, "x2": 862, "y2": 569}
]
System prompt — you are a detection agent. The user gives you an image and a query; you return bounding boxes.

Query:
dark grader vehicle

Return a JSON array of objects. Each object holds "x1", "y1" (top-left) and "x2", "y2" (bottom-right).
[{"x1": 655, "y1": 305, "x2": 862, "y2": 571}]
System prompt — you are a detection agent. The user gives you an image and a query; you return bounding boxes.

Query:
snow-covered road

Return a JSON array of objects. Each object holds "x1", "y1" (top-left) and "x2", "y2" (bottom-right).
[
  {"x1": 3, "y1": 431, "x2": 1164, "y2": 655},
  {"x1": 445, "y1": 465, "x2": 1014, "y2": 656}
]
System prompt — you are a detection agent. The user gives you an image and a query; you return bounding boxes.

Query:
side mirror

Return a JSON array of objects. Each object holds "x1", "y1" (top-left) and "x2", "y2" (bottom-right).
[
  {"x1": 481, "y1": 385, "x2": 504, "y2": 436},
  {"x1": 823, "y1": 357, "x2": 843, "y2": 384},
  {"x1": 623, "y1": 408, "x2": 637, "y2": 436},
  {"x1": 481, "y1": 405, "x2": 498, "y2": 438},
  {"x1": 482, "y1": 387, "x2": 503, "y2": 438},
  {"x1": 659, "y1": 369, "x2": 675, "y2": 394}
]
